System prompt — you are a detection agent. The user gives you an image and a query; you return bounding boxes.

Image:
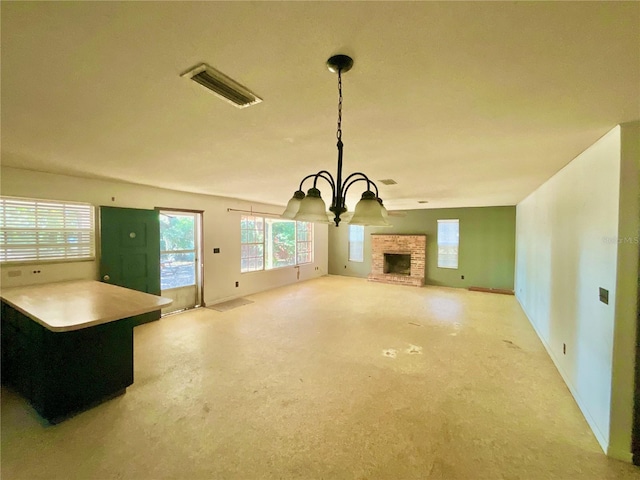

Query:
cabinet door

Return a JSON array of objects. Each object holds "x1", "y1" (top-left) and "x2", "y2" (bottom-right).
[{"x1": 1, "y1": 303, "x2": 42, "y2": 403}]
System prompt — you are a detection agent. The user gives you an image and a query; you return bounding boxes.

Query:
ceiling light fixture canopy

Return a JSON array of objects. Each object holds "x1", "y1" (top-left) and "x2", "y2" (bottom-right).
[{"x1": 282, "y1": 54, "x2": 390, "y2": 227}]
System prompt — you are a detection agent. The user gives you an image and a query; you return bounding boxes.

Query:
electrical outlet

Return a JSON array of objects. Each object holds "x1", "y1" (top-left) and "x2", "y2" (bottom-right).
[
  {"x1": 563, "y1": 343, "x2": 566, "y2": 355},
  {"x1": 461, "y1": 275, "x2": 464, "y2": 279},
  {"x1": 235, "y1": 281, "x2": 239, "y2": 288},
  {"x1": 599, "y1": 287, "x2": 609, "y2": 305},
  {"x1": 213, "y1": 248, "x2": 220, "y2": 254}
]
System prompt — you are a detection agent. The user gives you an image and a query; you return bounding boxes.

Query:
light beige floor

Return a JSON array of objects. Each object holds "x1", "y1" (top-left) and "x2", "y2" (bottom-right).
[{"x1": 2, "y1": 276, "x2": 639, "y2": 479}]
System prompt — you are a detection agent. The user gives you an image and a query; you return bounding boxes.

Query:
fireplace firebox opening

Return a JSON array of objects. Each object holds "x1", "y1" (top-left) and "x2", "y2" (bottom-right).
[{"x1": 384, "y1": 253, "x2": 411, "y2": 276}]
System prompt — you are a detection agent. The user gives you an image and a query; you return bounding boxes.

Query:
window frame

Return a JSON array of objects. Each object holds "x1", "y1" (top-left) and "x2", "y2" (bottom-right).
[
  {"x1": 348, "y1": 224, "x2": 365, "y2": 262},
  {"x1": 240, "y1": 215, "x2": 313, "y2": 273},
  {"x1": 296, "y1": 221, "x2": 314, "y2": 265},
  {"x1": 437, "y1": 218, "x2": 459, "y2": 269},
  {"x1": 240, "y1": 216, "x2": 265, "y2": 273},
  {"x1": 0, "y1": 195, "x2": 96, "y2": 265},
  {"x1": 159, "y1": 211, "x2": 199, "y2": 291}
]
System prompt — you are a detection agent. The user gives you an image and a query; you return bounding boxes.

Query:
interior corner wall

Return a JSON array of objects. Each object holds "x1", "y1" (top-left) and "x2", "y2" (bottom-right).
[
  {"x1": 609, "y1": 121, "x2": 640, "y2": 459},
  {"x1": 515, "y1": 126, "x2": 630, "y2": 459},
  {"x1": 0, "y1": 167, "x2": 329, "y2": 304},
  {"x1": 328, "y1": 206, "x2": 516, "y2": 290}
]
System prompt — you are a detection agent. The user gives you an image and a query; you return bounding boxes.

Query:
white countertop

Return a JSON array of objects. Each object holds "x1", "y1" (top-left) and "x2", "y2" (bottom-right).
[{"x1": 0, "y1": 280, "x2": 172, "y2": 332}]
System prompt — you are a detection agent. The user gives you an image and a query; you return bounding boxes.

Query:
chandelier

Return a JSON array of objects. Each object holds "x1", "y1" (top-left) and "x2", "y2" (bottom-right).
[{"x1": 282, "y1": 54, "x2": 390, "y2": 227}]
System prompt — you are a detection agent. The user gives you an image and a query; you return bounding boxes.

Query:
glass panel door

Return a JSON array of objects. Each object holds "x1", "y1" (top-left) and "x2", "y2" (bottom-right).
[{"x1": 159, "y1": 210, "x2": 202, "y2": 314}]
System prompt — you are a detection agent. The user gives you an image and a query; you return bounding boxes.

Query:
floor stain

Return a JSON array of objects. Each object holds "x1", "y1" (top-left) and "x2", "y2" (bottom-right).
[
  {"x1": 383, "y1": 349, "x2": 397, "y2": 358},
  {"x1": 408, "y1": 322, "x2": 422, "y2": 327},
  {"x1": 503, "y1": 340, "x2": 521, "y2": 349},
  {"x1": 406, "y1": 345, "x2": 423, "y2": 354}
]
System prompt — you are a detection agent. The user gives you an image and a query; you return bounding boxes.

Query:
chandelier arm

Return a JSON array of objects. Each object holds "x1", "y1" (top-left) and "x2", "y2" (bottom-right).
[
  {"x1": 297, "y1": 172, "x2": 335, "y2": 192},
  {"x1": 312, "y1": 170, "x2": 336, "y2": 191},
  {"x1": 342, "y1": 175, "x2": 380, "y2": 200},
  {"x1": 342, "y1": 172, "x2": 380, "y2": 194},
  {"x1": 369, "y1": 180, "x2": 380, "y2": 197}
]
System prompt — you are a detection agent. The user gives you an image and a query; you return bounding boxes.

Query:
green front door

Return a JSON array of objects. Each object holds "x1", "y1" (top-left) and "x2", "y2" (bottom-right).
[{"x1": 100, "y1": 206, "x2": 161, "y2": 325}]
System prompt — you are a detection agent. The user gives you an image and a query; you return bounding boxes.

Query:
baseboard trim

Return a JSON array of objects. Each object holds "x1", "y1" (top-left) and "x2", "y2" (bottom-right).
[
  {"x1": 515, "y1": 294, "x2": 611, "y2": 456},
  {"x1": 608, "y1": 446, "x2": 633, "y2": 463},
  {"x1": 469, "y1": 286, "x2": 515, "y2": 295}
]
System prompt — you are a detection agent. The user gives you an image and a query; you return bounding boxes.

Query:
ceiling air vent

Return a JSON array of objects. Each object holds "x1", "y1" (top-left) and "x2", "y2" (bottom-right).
[
  {"x1": 379, "y1": 179, "x2": 397, "y2": 185},
  {"x1": 181, "y1": 63, "x2": 262, "y2": 109}
]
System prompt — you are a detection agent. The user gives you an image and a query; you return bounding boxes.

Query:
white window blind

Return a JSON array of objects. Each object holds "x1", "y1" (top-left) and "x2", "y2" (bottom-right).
[
  {"x1": 437, "y1": 219, "x2": 459, "y2": 269},
  {"x1": 0, "y1": 196, "x2": 95, "y2": 263}
]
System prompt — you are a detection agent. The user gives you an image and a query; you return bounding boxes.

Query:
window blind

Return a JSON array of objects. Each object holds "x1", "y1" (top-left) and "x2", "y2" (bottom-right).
[{"x1": 0, "y1": 196, "x2": 95, "y2": 263}]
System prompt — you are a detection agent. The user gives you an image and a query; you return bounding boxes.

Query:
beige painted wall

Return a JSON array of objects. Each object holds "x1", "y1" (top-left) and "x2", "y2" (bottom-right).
[
  {"x1": 0, "y1": 167, "x2": 329, "y2": 305},
  {"x1": 515, "y1": 124, "x2": 639, "y2": 461}
]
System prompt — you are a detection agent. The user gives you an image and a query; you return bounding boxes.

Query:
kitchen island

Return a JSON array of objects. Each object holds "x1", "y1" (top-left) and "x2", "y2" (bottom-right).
[{"x1": 1, "y1": 280, "x2": 172, "y2": 423}]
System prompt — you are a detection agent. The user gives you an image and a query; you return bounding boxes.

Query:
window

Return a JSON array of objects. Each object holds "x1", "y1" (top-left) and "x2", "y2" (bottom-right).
[
  {"x1": 160, "y1": 211, "x2": 199, "y2": 290},
  {"x1": 437, "y1": 219, "x2": 459, "y2": 269},
  {"x1": 240, "y1": 216, "x2": 313, "y2": 273},
  {"x1": 348, "y1": 224, "x2": 364, "y2": 262},
  {"x1": 265, "y1": 218, "x2": 296, "y2": 269},
  {"x1": 0, "y1": 196, "x2": 95, "y2": 264},
  {"x1": 296, "y1": 221, "x2": 313, "y2": 265},
  {"x1": 240, "y1": 216, "x2": 264, "y2": 273}
]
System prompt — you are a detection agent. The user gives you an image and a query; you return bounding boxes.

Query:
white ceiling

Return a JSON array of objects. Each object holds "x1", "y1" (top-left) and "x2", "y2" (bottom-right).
[{"x1": 1, "y1": 2, "x2": 639, "y2": 211}]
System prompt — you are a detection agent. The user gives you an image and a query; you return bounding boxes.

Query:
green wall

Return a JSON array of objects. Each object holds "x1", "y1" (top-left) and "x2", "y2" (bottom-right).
[{"x1": 328, "y1": 206, "x2": 516, "y2": 290}]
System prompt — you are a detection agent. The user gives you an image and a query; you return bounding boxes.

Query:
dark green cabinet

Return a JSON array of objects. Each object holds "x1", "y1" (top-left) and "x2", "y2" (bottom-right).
[{"x1": 1, "y1": 302, "x2": 135, "y2": 423}]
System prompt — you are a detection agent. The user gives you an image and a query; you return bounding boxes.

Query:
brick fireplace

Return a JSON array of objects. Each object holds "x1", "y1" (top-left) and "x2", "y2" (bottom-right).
[{"x1": 368, "y1": 234, "x2": 426, "y2": 286}]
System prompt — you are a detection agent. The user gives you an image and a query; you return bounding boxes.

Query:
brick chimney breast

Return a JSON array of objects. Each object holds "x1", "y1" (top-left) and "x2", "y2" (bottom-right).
[{"x1": 368, "y1": 234, "x2": 426, "y2": 287}]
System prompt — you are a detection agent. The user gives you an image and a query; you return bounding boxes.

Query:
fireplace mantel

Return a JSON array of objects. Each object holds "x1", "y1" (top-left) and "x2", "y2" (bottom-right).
[{"x1": 368, "y1": 234, "x2": 426, "y2": 287}]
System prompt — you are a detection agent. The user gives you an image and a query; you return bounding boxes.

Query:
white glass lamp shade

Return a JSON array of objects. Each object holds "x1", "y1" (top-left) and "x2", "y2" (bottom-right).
[
  {"x1": 380, "y1": 202, "x2": 389, "y2": 220},
  {"x1": 293, "y1": 188, "x2": 331, "y2": 223},
  {"x1": 349, "y1": 191, "x2": 391, "y2": 227},
  {"x1": 282, "y1": 191, "x2": 305, "y2": 219}
]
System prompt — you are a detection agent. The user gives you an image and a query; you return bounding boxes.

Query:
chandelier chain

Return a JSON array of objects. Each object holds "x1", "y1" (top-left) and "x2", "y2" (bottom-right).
[{"x1": 336, "y1": 69, "x2": 343, "y2": 141}]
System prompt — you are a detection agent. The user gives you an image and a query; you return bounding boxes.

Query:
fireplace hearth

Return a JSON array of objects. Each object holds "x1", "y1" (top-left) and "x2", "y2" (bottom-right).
[{"x1": 368, "y1": 234, "x2": 426, "y2": 287}]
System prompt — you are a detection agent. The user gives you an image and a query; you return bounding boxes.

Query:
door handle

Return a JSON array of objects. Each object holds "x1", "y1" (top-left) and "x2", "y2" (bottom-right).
[{"x1": 103, "y1": 275, "x2": 110, "y2": 281}]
